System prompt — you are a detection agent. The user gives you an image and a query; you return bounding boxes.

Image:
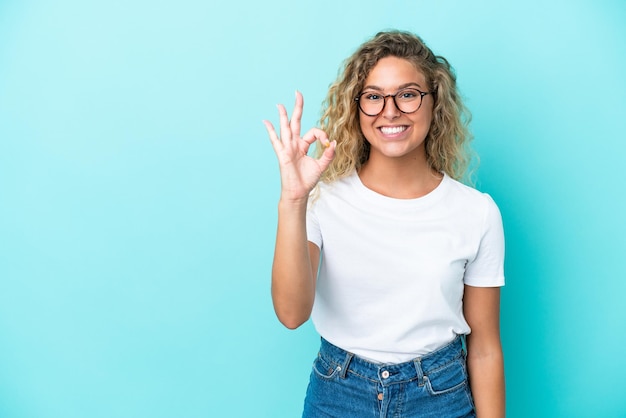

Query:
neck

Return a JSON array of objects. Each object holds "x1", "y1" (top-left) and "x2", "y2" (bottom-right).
[{"x1": 358, "y1": 153, "x2": 442, "y2": 199}]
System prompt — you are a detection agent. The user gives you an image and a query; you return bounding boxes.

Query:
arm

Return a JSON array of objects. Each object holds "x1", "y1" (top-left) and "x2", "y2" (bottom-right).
[
  {"x1": 263, "y1": 91, "x2": 335, "y2": 329},
  {"x1": 463, "y1": 285, "x2": 505, "y2": 418},
  {"x1": 271, "y1": 205, "x2": 320, "y2": 329}
]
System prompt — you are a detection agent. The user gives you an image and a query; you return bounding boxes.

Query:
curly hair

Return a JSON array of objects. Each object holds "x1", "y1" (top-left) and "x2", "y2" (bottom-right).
[{"x1": 316, "y1": 30, "x2": 474, "y2": 184}]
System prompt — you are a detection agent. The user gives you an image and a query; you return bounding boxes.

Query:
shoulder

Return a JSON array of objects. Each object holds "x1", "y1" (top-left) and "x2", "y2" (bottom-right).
[
  {"x1": 446, "y1": 176, "x2": 498, "y2": 205},
  {"x1": 310, "y1": 171, "x2": 358, "y2": 205},
  {"x1": 443, "y1": 176, "x2": 502, "y2": 225}
]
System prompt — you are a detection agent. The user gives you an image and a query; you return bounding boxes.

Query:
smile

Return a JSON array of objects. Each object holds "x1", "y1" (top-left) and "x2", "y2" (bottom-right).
[{"x1": 379, "y1": 126, "x2": 407, "y2": 135}]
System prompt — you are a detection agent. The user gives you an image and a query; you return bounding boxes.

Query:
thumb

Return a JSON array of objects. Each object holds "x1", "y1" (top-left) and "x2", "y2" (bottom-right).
[{"x1": 317, "y1": 140, "x2": 337, "y2": 172}]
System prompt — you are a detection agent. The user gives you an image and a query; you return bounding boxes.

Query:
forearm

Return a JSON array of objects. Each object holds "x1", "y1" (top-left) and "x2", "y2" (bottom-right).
[
  {"x1": 271, "y1": 198, "x2": 316, "y2": 329},
  {"x1": 467, "y1": 347, "x2": 505, "y2": 418}
]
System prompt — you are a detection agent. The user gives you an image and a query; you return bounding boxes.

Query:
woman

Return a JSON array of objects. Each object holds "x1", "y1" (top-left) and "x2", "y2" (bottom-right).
[{"x1": 263, "y1": 30, "x2": 505, "y2": 418}]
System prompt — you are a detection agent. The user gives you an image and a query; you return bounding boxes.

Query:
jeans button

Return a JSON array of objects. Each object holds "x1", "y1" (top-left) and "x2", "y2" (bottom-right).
[{"x1": 381, "y1": 370, "x2": 390, "y2": 379}]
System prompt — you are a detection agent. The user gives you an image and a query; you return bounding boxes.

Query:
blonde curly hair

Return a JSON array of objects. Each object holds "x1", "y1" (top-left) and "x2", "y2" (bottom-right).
[{"x1": 316, "y1": 30, "x2": 474, "y2": 184}]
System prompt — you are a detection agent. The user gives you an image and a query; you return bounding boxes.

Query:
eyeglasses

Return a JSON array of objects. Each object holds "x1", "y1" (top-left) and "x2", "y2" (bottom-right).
[{"x1": 354, "y1": 88, "x2": 432, "y2": 117}]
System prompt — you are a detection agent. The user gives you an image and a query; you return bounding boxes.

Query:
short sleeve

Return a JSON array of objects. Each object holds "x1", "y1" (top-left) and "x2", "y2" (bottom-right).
[
  {"x1": 306, "y1": 200, "x2": 322, "y2": 249},
  {"x1": 464, "y1": 194, "x2": 505, "y2": 287}
]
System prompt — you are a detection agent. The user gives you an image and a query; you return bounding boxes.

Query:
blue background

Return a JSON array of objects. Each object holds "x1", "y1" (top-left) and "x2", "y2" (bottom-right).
[{"x1": 1, "y1": 0, "x2": 625, "y2": 417}]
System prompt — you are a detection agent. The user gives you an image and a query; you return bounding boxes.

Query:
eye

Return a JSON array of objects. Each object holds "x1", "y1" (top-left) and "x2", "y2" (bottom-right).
[
  {"x1": 363, "y1": 92, "x2": 382, "y2": 101},
  {"x1": 398, "y1": 89, "x2": 418, "y2": 99}
]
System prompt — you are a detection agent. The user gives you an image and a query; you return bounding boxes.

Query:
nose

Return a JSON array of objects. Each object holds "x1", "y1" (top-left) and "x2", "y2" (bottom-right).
[{"x1": 381, "y1": 95, "x2": 401, "y2": 119}]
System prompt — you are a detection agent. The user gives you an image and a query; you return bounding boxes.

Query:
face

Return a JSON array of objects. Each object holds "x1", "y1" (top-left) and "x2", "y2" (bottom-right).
[{"x1": 358, "y1": 56, "x2": 433, "y2": 163}]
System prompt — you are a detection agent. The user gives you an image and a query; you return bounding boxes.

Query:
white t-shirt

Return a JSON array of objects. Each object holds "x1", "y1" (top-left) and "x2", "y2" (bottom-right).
[{"x1": 306, "y1": 171, "x2": 505, "y2": 364}]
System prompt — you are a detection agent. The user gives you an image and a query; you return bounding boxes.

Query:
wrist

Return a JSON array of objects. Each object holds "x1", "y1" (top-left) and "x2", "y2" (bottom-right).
[{"x1": 278, "y1": 194, "x2": 309, "y2": 208}]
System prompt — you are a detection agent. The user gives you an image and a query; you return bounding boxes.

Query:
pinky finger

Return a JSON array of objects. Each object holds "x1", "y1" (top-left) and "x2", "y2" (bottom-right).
[{"x1": 262, "y1": 120, "x2": 283, "y2": 151}]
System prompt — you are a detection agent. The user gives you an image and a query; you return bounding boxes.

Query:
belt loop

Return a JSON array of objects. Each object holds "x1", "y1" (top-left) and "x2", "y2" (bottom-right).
[
  {"x1": 460, "y1": 334, "x2": 468, "y2": 356},
  {"x1": 413, "y1": 357, "x2": 424, "y2": 381},
  {"x1": 339, "y1": 352, "x2": 353, "y2": 379}
]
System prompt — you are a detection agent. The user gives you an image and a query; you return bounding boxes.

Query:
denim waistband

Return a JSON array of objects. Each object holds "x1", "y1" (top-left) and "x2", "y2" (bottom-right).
[{"x1": 318, "y1": 336, "x2": 464, "y2": 386}]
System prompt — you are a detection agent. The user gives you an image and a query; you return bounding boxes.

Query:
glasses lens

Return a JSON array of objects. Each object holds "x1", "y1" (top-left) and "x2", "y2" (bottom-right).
[
  {"x1": 359, "y1": 92, "x2": 384, "y2": 116},
  {"x1": 395, "y1": 89, "x2": 422, "y2": 113}
]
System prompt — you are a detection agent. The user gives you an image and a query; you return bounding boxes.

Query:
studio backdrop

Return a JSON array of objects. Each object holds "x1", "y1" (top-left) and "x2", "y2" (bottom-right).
[{"x1": 0, "y1": 0, "x2": 625, "y2": 417}]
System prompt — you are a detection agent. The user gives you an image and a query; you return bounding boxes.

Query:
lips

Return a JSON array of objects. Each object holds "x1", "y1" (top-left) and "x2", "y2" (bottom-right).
[{"x1": 379, "y1": 126, "x2": 408, "y2": 135}]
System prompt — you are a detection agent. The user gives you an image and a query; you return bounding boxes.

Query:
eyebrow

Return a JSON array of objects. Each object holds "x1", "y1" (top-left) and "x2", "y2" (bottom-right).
[{"x1": 362, "y1": 82, "x2": 423, "y2": 91}]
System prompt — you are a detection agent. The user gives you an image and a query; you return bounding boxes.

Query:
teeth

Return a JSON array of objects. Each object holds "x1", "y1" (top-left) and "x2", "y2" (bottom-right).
[{"x1": 380, "y1": 126, "x2": 406, "y2": 135}]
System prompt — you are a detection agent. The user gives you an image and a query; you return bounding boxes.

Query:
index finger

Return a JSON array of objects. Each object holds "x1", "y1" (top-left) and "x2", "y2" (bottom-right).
[{"x1": 301, "y1": 127, "x2": 329, "y2": 146}]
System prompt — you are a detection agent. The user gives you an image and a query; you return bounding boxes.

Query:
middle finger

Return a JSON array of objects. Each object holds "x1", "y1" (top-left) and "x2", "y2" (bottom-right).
[{"x1": 290, "y1": 90, "x2": 304, "y2": 139}]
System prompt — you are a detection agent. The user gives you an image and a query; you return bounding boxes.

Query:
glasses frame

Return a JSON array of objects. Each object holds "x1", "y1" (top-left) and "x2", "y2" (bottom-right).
[{"x1": 354, "y1": 88, "x2": 432, "y2": 117}]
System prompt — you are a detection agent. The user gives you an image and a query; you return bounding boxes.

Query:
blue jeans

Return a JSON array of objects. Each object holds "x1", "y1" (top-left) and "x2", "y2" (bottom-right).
[{"x1": 302, "y1": 336, "x2": 476, "y2": 418}]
